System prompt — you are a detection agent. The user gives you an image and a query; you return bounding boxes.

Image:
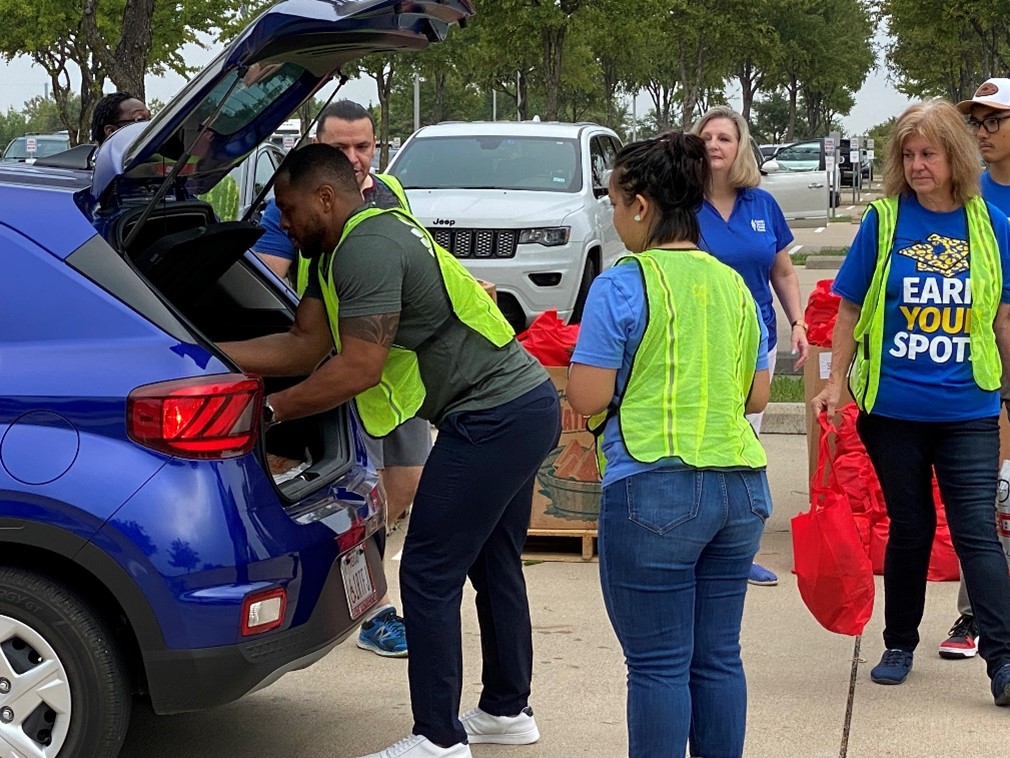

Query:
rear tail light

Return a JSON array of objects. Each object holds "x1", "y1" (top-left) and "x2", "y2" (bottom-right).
[
  {"x1": 128, "y1": 373, "x2": 262, "y2": 459},
  {"x1": 241, "y1": 587, "x2": 287, "y2": 636}
]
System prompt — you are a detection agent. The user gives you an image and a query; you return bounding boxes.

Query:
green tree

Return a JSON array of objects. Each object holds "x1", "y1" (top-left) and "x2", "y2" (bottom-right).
[
  {"x1": 881, "y1": 0, "x2": 1010, "y2": 102},
  {"x1": 0, "y1": 0, "x2": 240, "y2": 143}
]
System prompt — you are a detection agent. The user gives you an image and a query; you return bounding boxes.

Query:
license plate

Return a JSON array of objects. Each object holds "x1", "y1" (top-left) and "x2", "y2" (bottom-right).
[{"x1": 340, "y1": 546, "x2": 377, "y2": 620}]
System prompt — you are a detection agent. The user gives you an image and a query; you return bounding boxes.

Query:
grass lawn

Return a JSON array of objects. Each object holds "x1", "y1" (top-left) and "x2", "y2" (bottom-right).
[
  {"x1": 770, "y1": 374, "x2": 804, "y2": 403},
  {"x1": 790, "y1": 246, "x2": 849, "y2": 266}
]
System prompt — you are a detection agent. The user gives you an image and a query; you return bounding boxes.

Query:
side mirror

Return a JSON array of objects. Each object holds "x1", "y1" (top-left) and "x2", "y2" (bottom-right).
[
  {"x1": 594, "y1": 168, "x2": 613, "y2": 198},
  {"x1": 761, "y1": 159, "x2": 781, "y2": 174}
]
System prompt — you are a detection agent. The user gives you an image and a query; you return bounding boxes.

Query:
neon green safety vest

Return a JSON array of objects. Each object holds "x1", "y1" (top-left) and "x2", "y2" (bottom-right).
[
  {"x1": 296, "y1": 173, "x2": 409, "y2": 296},
  {"x1": 199, "y1": 174, "x2": 240, "y2": 221},
  {"x1": 590, "y1": 249, "x2": 767, "y2": 473},
  {"x1": 850, "y1": 195, "x2": 1002, "y2": 412},
  {"x1": 319, "y1": 206, "x2": 515, "y2": 437}
]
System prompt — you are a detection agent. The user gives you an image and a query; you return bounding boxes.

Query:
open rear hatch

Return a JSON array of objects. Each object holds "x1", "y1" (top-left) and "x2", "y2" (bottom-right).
[{"x1": 88, "y1": 0, "x2": 475, "y2": 499}]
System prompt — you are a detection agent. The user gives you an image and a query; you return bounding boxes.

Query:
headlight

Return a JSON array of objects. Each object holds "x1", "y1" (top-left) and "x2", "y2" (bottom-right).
[{"x1": 518, "y1": 227, "x2": 571, "y2": 246}]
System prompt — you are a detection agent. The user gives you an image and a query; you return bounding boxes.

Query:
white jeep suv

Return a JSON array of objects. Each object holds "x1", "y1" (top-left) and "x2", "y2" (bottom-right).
[{"x1": 386, "y1": 121, "x2": 625, "y2": 330}]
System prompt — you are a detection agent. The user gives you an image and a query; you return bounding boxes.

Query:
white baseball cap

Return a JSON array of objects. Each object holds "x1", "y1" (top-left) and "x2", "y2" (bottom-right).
[{"x1": 956, "y1": 78, "x2": 1010, "y2": 113}]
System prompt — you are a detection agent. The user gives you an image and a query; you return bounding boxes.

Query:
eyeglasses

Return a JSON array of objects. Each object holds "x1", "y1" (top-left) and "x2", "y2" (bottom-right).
[
  {"x1": 967, "y1": 114, "x2": 1010, "y2": 134},
  {"x1": 113, "y1": 116, "x2": 150, "y2": 128}
]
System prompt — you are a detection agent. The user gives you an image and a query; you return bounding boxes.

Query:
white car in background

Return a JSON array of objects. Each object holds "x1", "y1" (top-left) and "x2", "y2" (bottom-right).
[
  {"x1": 751, "y1": 139, "x2": 830, "y2": 223},
  {"x1": 386, "y1": 121, "x2": 624, "y2": 330}
]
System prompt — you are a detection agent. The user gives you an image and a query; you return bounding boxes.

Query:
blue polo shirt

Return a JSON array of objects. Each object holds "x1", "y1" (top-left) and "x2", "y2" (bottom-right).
[
  {"x1": 572, "y1": 260, "x2": 768, "y2": 487},
  {"x1": 253, "y1": 175, "x2": 406, "y2": 261},
  {"x1": 696, "y1": 187, "x2": 793, "y2": 351},
  {"x1": 833, "y1": 193, "x2": 1010, "y2": 421}
]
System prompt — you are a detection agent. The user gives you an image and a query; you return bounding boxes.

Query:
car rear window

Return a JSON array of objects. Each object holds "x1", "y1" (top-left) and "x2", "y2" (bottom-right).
[
  {"x1": 393, "y1": 135, "x2": 582, "y2": 192},
  {"x1": 3, "y1": 136, "x2": 71, "y2": 160}
]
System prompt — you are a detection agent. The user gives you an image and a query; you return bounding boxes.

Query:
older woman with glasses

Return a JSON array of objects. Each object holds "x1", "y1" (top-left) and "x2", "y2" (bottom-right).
[{"x1": 812, "y1": 99, "x2": 1010, "y2": 706}]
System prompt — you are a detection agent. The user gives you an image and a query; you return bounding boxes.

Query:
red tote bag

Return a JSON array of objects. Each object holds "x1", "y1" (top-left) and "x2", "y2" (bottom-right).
[{"x1": 791, "y1": 414, "x2": 876, "y2": 636}]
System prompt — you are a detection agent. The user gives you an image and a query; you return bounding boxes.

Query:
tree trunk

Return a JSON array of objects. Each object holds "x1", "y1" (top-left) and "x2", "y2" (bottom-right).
[
  {"x1": 35, "y1": 39, "x2": 104, "y2": 146},
  {"x1": 542, "y1": 25, "x2": 566, "y2": 121},
  {"x1": 786, "y1": 78, "x2": 799, "y2": 142},
  {"x1": 433, "y1": 70, "x2": 447, "y2": 124},
  {"x1": 370, "y1": 62, "x2": 395, "y2": 168},
  {"x1": 517, "y1": 70, "x2": 529, "y2": 121},
  {"x1": 737, "y1": 61, "x2": 762, "y2": 122},
  {"x1": 82, "y1": 0, "x2": 155, "y2": 99}
]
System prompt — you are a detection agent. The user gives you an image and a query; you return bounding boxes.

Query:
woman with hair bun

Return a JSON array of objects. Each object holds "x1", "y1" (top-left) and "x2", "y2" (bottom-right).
[{"x1": 566, "y1": 132, "x2": 771, "y2": 758}]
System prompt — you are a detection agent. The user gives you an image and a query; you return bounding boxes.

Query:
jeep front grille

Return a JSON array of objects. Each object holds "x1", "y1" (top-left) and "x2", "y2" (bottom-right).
[{"x1": 429, "y1": 228, "x2": 519, "y2": 259}]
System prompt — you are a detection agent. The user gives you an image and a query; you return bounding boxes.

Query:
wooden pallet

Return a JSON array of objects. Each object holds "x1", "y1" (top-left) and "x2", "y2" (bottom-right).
[{"x1": 524, "y1": 529, "x2": 598, "y2": 562}]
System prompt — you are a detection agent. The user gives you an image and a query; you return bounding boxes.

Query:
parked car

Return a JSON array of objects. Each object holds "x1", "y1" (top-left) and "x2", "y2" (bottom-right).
[
  {"x1": 1, "y1": 132, "x2": 71, "y2": 163},
  {"x1": 387, "y1": 121, "x2": 624, "y2": 330},
  {"x1": 838, "y1": 137, "x2": 871, "y2": 187},
  {"x1": 751, "y1": 139, "x2": 831, "y2": 222},
  {"x1": 0, "y1": 1, "x2": 473, "y2": 755},
  {"x1": 222, "y1": 141, "x2": 286, "y2": 221},
  {"x1": 771, "y1": 139, "x2": 824, "y2": 172}
]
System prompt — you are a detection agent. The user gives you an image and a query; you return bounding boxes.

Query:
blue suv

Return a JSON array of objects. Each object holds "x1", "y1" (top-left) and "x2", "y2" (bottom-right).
[{"x1": 0, "y1": 1, "x2": 474, "y2": 755}]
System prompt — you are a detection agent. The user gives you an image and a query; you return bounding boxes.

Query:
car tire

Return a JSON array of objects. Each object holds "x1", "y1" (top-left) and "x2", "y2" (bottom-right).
[
  {"x1": 0, "y1": 567, "x2": 131, "y2": 757},
  {"x1": 569, "y1": 257, "x2": 597, "y2": 324}
]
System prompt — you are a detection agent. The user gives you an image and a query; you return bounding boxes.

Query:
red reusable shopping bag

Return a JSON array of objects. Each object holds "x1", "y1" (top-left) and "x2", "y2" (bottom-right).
[
  {"x1": 804, "y1": 279, "x2": 841, "y2": 347},
  {"x1": 517, "y1": 309, "x2": 580, "y2": 366},
  {"x1": 791, "y1": 414, "x2": 875, "y2": 636}
]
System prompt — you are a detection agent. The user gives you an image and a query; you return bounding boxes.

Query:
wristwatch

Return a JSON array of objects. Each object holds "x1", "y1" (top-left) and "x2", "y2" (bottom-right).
[
  {"x1": 263, "y1": 397, "x2": 278, "y2": 428},
  {"x1": 791, "y1": 319, "x2": 809, "y2": 331}
]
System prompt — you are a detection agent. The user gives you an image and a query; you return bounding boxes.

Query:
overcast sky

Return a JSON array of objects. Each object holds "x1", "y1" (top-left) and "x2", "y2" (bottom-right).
[{"x1": 0, "y1": 34, "x2": 913, "y2": 138}]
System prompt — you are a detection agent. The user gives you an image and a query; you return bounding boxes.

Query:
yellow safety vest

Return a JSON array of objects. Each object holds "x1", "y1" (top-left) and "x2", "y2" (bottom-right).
[
  {"x1": 319, "y1": 206, "x2": 514, "y2": 437},
  {"x1": 296, "y1": 173, "x2": 409, "y2": 296},
  {"x1": 850, "y1": 195, "x2": 1002, "y2": 412},
  {"x1": 590, "y1": 249, "x2": 766, "y2": 473}
]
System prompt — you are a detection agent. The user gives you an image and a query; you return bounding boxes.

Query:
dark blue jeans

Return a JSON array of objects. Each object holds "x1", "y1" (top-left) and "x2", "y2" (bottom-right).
[
  {"x1": 857, "y1": 413, "x2": 1010, "y2": 677},
  {"x1": 400, "y1": 380, "x2": 560, "y2": 747},
  {"x1": 599, "y1": 468, "x2": 770, "y2": 758}
]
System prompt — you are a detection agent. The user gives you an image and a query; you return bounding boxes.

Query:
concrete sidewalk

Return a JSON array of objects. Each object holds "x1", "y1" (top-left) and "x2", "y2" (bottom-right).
[{"x1": 118, "y1": 437, "x2": 1007, "y2": 758}]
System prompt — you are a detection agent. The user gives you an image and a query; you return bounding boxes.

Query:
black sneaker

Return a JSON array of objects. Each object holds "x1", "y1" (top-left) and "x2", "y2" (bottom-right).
[{"x1": 938, "y1": 614, "x2": 979, "y2": 659}]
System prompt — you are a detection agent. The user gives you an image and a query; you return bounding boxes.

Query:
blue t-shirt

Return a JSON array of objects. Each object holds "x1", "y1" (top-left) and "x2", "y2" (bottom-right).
[
  {"x1": 254, "y1": 175, "x2": 405, "y2": 260},
  {"x1": 571, "y1": 258, "x2": 769, "y2": 487},
  {"x1": 983, "y1": 171, "x2": 1010, "y2": 214},
  {"x1": 696, "y1": 187, "x2": 793, "y2": 350},
  {"x1": 833, "y1": 193, "x2": 1010, "y2": 421}
]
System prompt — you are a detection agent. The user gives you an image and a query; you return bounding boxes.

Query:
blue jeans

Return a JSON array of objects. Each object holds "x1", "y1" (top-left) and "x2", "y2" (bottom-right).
[
  {"x1": 598, "y1": 468, "x2": 770, "y2": 758},
  {"x1": 400, "y1": 380, "x2": 561, "y2": 747},
  {"x1": 857, "y1": 413, "x2": 1010, "y2": 677}
]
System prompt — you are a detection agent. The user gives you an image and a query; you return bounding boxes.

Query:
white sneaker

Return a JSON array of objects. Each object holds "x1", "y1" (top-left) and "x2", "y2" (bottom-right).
[
  {"x1": 358, "y1": 734, "x2": 472, "y2": 758},
  {"x1": 460, "y1": 706, "x2": 540, "y2": 745}
]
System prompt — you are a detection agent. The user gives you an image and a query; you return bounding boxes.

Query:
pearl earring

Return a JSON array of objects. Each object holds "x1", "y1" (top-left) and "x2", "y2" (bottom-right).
[{"x1": 634, "y1": 214, "x2": 641, "y2": 222}]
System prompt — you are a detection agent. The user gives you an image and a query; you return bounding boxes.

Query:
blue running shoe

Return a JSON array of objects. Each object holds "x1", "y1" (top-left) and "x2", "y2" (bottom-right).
[
  {"x1": 871, "y1": 649, "x2": 913, "y2": 685},
  {"x1": 748, "y1": 562, "x2": 778, "y2": 586},
  {"x1": 992, "y1": 662, "x2": 1010, "y2": 706},
  {"x1": 357, "y1": 607, "x2": 408, "y2": 658}
]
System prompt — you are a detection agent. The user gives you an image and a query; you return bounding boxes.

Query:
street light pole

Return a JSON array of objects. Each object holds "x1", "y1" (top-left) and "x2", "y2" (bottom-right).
[{"x1": 413, "y1": 73, "x2": 420, "y2": 132}]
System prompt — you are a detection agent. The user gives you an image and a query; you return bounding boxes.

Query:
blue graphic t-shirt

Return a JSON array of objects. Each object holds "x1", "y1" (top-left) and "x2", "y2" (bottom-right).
[
  {"x1": 833, "y1": 193, "x2": 1010, "y2": 421},
  {"x1": 696, "y1": 187, "x2": 793, "y2": 351},
  {"x1": 572, "y1": 259, "x2": 768, "y2": 487}
]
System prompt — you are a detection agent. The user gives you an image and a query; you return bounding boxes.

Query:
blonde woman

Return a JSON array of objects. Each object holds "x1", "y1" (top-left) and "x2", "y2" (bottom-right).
[{"x1": 691, "y1": 105, "x2": 809, "y2": 587}]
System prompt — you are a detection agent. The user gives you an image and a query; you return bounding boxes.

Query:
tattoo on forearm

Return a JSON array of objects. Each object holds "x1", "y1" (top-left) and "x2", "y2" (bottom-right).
[{"x1": 341, "y1": 312, "x2": 400, "y2": 347}]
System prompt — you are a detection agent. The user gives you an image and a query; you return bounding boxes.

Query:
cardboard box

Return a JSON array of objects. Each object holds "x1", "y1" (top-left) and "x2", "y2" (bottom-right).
[
  {"x1": 804, "y1": 346, "x2": 854, "y2": 479},
  {"x1": 477, "y1": 279, "x2": 497, "y2": 304},
  {"x1": 529, "y1": 366, "x2": 600, "y2": 532}
]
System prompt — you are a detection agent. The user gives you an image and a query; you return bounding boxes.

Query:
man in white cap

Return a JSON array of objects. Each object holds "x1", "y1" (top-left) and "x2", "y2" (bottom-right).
[{"x1": 939, "y1": 78, "x2": 1010, "y2": 661}]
